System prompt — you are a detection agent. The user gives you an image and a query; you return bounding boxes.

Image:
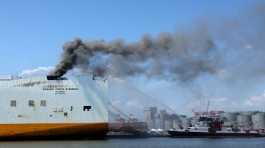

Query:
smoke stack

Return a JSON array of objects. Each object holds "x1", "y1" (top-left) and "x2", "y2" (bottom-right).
[{"x1": 47, "y1": 75, "x2": 61, "y2": 80}]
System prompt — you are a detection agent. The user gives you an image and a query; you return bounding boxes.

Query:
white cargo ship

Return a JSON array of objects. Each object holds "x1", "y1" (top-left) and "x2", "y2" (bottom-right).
[{"x1": 0, "y1": 75, "x2": 108, "y2": 139}]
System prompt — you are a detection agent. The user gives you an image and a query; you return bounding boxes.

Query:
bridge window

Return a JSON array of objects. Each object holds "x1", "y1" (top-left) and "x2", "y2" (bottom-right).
[
  {"x1": 28, "y1": 100, "x2": 35, "y2": 107},
  {"x1": 40, "y1": 100, "x2": 46, "y2": 107},
  {"x1": 10, "y1": 100, "x2": 16, "y2": 107}
]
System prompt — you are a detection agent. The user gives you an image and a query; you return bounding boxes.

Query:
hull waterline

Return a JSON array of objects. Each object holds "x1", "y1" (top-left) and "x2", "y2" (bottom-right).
[
  {"x1": 0, "y1": 123, "x2": 108, "y2": 140},
  {"x1": 168, "y1": 130, "x2": 265, "y2": 138}
]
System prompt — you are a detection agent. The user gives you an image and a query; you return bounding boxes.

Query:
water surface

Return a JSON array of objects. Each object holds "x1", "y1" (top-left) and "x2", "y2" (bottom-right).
[{"x1": 0, "y1": 137, "x2": 264, "y2": 148}]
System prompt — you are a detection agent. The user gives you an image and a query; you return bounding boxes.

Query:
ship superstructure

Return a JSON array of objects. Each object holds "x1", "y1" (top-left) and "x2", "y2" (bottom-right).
[
  {"x1": 0, "y1": 75, "x2": 108, "y2": 139},
  {"x1": 168, "y1": 114, "x2": 265, "y2": 138}
]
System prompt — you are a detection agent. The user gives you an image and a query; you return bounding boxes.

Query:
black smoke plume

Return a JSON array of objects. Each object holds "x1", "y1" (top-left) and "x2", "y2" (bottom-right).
[
  {"x1": 50, "y1": 28, "x2": 218, "y2": 81},
  {"x1": 50, "y1": 3, "x2": 265, "y2": 82}
]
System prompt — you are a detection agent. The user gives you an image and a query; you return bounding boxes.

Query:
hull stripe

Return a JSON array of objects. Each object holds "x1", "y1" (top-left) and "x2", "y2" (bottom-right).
[{"x1": 0, "y1": 123, "x2": 108, "y2": 139}]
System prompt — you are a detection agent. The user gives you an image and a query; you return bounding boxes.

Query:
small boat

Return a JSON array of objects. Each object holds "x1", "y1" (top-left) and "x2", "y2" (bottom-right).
[
  {"x1": 168, "y1": 116, "x2": 265, "y2": 138},
  {"x1": 168, "y1": 129, "x2": 264, "y2": 138}
]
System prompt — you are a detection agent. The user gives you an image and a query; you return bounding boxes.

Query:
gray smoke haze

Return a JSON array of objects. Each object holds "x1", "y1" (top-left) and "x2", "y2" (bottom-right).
[
  {"x1": 51, "y1": 27, "x2": 218, "y2": 81},
  {"x1": 51, "y1": 3, "x2": 265, "y2": 83}
]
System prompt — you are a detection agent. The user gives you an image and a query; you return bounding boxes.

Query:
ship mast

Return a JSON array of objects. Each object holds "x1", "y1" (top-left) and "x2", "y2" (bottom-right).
[{"x1": 206, "y1": 100, "x2": 210, "y2": 116}]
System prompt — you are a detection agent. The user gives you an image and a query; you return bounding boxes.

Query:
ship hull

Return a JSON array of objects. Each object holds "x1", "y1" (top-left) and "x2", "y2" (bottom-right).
[
  {"x1": 168, "y1": 130, "x2": 264, "y2": 138},
  {"x1": 0, "y1": 123, "x2": 108, "y2": 140}
]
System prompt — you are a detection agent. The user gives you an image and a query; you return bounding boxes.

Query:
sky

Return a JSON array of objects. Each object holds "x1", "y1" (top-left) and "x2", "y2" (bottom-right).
[
  {"x1": 0, "y1": 0, "x2": 259, "y2": 74},
  {"x1": 0, "y1": 0, "x2": 265, "y2": 115}
]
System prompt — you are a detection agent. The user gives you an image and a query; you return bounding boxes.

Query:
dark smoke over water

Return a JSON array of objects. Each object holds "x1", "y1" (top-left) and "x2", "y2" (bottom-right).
[{"x1": 51, "y1": 3, "x2": 265, "y2": 83}]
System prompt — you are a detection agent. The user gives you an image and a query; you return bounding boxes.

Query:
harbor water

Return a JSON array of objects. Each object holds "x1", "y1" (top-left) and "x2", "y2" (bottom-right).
[{"x1": 0, "y1": 138, "x2": 264, "y2": 148}]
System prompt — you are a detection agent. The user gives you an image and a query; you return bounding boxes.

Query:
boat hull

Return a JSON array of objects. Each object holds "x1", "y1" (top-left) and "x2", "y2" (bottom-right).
[
  {"x1": 0, "y1": 123, "x2": 108, "y2": 140},
  {"x1": 168, "y1": 130, "x2": 264, "y2": 138}
]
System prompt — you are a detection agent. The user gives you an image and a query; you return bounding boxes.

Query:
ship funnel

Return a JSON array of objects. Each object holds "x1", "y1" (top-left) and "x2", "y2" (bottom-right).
[
  {"x1": 47, "y1": 75, "x2": 67, "y2": 80},
  {"x1": 47, "y1": 75, "x2": 60, "y2": 80}
]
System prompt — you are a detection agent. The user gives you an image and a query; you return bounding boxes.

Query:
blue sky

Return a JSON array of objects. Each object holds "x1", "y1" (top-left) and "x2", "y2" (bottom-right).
[
  {"x1": 1, "y1": 0, "x2": 265, "y2": 114},
  {"x1": 0, "y1": 0, "x2": 259, "y2": 74}
]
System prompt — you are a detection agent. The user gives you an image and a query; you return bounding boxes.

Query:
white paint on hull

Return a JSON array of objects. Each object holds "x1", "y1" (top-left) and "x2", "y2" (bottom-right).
[{"x1": 0, "y1": 75, "x2": 108, "y2": 124}]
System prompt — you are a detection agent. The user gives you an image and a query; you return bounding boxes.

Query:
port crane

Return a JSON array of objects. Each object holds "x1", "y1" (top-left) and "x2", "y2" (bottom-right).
[{"x1": 108, "y1": 102, "x2": 147, "y2": 135}]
